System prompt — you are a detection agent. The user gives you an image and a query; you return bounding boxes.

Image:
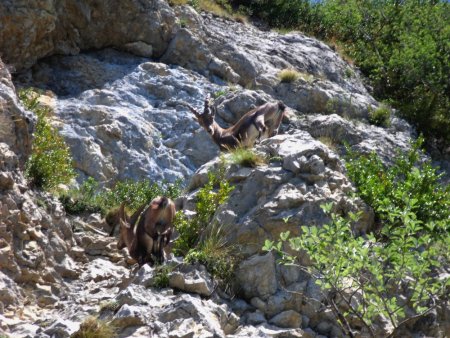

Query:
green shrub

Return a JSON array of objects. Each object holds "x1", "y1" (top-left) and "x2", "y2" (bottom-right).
[
  {"x1": 264, "y1": 136, "x2": 450, "y2": 336},
  {"x1": 60, "y1": 177, "x2": 182, "y2": 216},
  {"x1": 152, "y1": 265, "x2": 173, "y2": 288},
  {"x1": 173, "y1": 169, "x2": 234, "y2": 256},
  {"x1": 19, "y1": 88, "x2": 75, "y2": 190},
  {"x1": 368, "y1": 104, "x2": 391, "y2": 127},
  {"x1": 345, "y1": 137, "x2": 450, "y2": 235}
]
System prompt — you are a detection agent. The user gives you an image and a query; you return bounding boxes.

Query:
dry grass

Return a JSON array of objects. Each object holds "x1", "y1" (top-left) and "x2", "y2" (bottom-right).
[
  {"x1": 70, "y1": 317, "x2": 116, "y2": 338},
  {"x1": 278, "y1": 68, "x2": 301, "y2": 83},
  {"x1": 168, "y1": 0, "x2": 248, "y2": 22},
  {"x1": 318, "y1": 136, "x2": 339, "y2": 152},
  {"x1": 167, "y1": 0, "x2": 189, "y2": 6}
]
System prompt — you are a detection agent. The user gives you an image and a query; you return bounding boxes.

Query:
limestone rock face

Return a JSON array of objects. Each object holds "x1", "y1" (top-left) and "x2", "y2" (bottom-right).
[
  {"x1": 0, "y1": 0, "x2": 177, "y2": 70},
  {"x1": 16, "y1": 50, "x2": 221, "y2": 183}
]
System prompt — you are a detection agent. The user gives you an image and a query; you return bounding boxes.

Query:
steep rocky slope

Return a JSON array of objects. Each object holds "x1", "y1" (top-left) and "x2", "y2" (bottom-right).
[{"x1": 0, "y1": 1, "x2": 448, "y2": 338}]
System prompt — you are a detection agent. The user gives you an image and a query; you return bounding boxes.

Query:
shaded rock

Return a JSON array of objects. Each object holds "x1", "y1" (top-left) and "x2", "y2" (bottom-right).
[
  {"x1": 112, "y1": 304, "x2": 149, "y2": 328},
  {"x1": 41, "y1": 319, "x2": 80, "y2": 338},
  {"x1": 269, "y1": 310, "x2": 302, "y2": 329},
  {"x1": 0, "y1": 0, "x2": 177, "y2": 70},
  {"x1": 235, "y1": 252, "x2": 277, "y2": 300},
  {"x1": 168, "y1": 265, "x2": 215, "y2": 297},
  {"x1": 0, "y1": 271, "x2": 23, "y2": 307}
]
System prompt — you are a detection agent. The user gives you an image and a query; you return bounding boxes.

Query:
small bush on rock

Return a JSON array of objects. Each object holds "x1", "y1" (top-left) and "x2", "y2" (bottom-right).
[
  {"x1": 368, "y1": 104, "x2": 391, "y2": 127},
  {"x1": 185, "y1": 223, "x2": 239, "y2": 291},
  {"x1": 19, "y1": 88, "x2": 75, "y2": 191}
]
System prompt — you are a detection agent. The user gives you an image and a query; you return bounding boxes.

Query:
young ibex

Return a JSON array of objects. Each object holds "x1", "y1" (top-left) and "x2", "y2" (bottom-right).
[
  {"x1": 184, "y1": 97, "x2": 287, "y2": 150},
  {"x1": 111, "y1": 196, "x2": 176, "y2": 266}
]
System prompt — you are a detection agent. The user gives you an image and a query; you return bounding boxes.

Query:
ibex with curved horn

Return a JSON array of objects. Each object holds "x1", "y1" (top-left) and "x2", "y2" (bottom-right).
[
  {"x1": 109, "y1": 196, "x2": 176, "y2": 266},
  {"x1": 184, "y1": 97, "x2": 287, "y2": 150}
]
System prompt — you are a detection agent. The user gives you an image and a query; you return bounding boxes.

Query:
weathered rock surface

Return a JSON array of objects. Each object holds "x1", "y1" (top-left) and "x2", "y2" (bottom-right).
[
  {"x1": 0, "y1": 60, "x2": 33, "y2": 164},
  {"x1": 0, "y1": 0, "x2": 177, "y2": 70}
]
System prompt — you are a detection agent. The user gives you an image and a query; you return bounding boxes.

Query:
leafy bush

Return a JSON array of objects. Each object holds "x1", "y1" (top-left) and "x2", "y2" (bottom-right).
[
  {"x1": 264, "y1": 203, "x2": 449, "y2": 337},
  {"x1": 19, "y1": 88, "x2": 75, "y2": 190},
  {"x1": 264, "y1": 138, "x2": 450, "y2": 335},
  {"x1": 70, "y1": 317, "x2": 116, "y2": 338},
  {"x1": 60, "y1": 177, "x2": 182, "y2": 215},
  {"x1": 345, "y1": 137, "x2": 450, "y2": 235},
  {"x1": 368, "y1": 104, "x2": 391, "y2": 127},
  {"x1": 173, "y1": 169, "x2": 234, "y2": 256}
]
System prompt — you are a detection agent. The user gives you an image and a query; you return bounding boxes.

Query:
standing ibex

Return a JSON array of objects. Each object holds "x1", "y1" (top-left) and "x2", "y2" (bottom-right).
[
  {"x1": 110, "y1": 196, "x2": 176, "y2": 266},
  {"x1": 184, "y1": 97, "x2": 287, "y2": 150}
]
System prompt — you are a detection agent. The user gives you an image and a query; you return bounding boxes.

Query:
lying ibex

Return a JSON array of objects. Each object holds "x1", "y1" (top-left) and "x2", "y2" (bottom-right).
[
  {"x1": 184, "y1": 97, "x2": 287, "y2": 150},
  {"x1": 110, "y1": 196, "x2": 176, "y2": 266}
]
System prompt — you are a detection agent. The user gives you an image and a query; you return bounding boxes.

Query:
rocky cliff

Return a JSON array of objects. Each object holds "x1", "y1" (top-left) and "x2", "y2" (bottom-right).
[{"x1": 0, "y1": 1, "x2": 448, "y2": 337}]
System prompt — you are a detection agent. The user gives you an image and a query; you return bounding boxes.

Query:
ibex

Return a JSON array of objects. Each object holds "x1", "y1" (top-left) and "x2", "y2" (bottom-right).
[
  {"x1": 184, "y1": 97, "x2": 287, "y2": 150},
  {"x1": 109, "y1": 196, "x2": 176, "y2": 266}
]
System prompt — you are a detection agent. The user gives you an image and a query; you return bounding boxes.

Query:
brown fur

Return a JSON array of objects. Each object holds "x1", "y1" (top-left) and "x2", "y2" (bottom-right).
[
  {"x1": 112, "y1": 197, "x2": 176, "y2": 266},
  {"x1": 185, "y1": 98, "x2": 286, "y2": 150}
]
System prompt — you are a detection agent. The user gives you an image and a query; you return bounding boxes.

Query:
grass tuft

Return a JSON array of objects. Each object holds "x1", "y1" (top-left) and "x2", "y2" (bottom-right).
[
  {"x1": 228, "y1": 147, "x2": 266, "y2": 168},
  {"x1": 278, "y1": 68, "x2": 301, "y2": 83},
  {"x1": 70, "y1": 317, "x2": 116, "y2": 338}
]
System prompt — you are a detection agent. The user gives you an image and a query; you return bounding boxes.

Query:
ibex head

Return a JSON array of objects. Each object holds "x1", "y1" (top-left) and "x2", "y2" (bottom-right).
[{"x1": 187, "y1": 96, "x2": 216, "y2": 135}]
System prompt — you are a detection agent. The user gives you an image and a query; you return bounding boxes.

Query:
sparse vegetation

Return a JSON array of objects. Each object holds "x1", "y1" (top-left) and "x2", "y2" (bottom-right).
[
  {"x1": 317, "y1": 136, "x2": 339, "y2": 152},
  {"x1": 213, "y1": 88, "x2": 229, "y2": 98},
  {"x1": 368, "y1": 104, "x2": 391, "y2": 128},
  {"x1": 277, "y1": 68, "x2": 301, "y2": 83},
  {"x1": 70, "y1": 317, "x2": 116, "y2": 338},
  {"x1": 228, "y1": 147, "x2": 266, "y2": 167},
  {"x1": 168, "y1": 0, "x2": 246, "y2": 21},
  {"x1": 19, "y1": 88, "x2": 76, "y2": 191},
  {"x1": 345, "y1": 137, "x2": 450, "y2": 234},
  {"x1": 185, "y1": 223, "x2": 239, "y2": 290}
]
